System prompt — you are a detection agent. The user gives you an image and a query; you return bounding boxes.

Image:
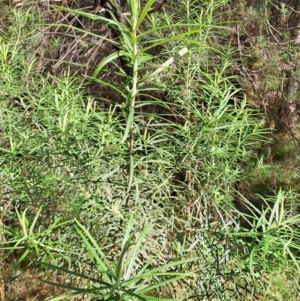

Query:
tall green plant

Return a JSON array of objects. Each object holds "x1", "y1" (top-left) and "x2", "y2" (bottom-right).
[{"x1": 51, "y1": 0, "x2": 208, "y2": 198}]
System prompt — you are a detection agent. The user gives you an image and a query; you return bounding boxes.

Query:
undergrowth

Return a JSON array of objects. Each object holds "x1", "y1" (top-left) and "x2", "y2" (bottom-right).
[{"x1": 0, "y1": 1, "x2": 300, "y2": 300}]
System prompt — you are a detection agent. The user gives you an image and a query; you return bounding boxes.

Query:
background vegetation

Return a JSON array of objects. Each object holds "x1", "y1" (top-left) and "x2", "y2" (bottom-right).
[{"x1": 0, "y1": 0, "x2": 300, "y2": 300}]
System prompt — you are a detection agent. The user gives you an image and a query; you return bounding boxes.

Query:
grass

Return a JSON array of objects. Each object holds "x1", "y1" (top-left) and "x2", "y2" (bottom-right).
[{"x1": 0, "y1": 0, "x2": 300, "y2": 300}]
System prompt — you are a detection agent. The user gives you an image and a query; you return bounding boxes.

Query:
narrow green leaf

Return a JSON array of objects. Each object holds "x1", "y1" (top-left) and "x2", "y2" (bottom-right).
[
  {"x1": 122, "y1": 215, "x2": 134, "y2": 248},
  {"x1": 16, "y1": 208, "x2": 28, "y2": 237},
  {"x1": 51, "y1": 5, "x2": 124, "y2": 29},
  {"x1": 75, "y1": 220, "x2": 114, "y2": 282},
  {"x1": 115, "y1": 238, "x2": 134, "y2": 284},
  {"x1": 124, "y1": 226, "x2": 149, "y2": 280},
  {"x1": 16, "y1": 248, "x2": 30, "y2": 265},
  {"x1": 92, "y1": 50, "x2": 129, "y2": 79},
  {"x1": 125, "y1": 258, "x2": 198, "y2": 284},
  {"x1": 38, "y1": 261, "x2": 111, "y2": 287},
  {"x1": 104, "y1": 282, "x2": 118, "y2": 300},
  {"x1": 137, "y1": 0, "x2": 156, "y2": 28},
  {"x1": 137, "y1": 274, "x2": 191, "y2": 293},
  {"x1": 28, "y1": 206, "x2": 43, "y2": 235},
  {"x1": 87, "y1": 77, "x2": 127, "y2": 100}
]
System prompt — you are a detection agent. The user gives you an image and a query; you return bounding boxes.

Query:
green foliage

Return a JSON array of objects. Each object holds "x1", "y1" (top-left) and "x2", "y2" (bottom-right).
[
  {"x1": 0, "y1": 1, "x2": 300, "y2": 301},
  {"x1": 230, "y1": 189, "x2": 300, "y2": 271},
  {"x1": 39, "y1": 216, "x2": 198, "y2": 301},
  {"x1": 0, "y1": 206, "x2": 68, "y2": 265}
]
